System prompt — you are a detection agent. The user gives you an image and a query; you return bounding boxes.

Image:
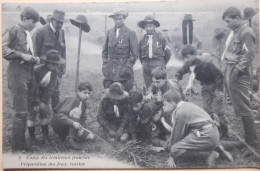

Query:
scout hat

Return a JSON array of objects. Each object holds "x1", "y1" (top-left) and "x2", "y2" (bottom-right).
[
  {"x1": 41, "y1": 50, "x2": 65, "y2": 64},
  {"x1": 50, "y1": 10, "x2": 68, "y2": 23},
  {"x1": 183, "y1": 14, "x2": 195, "y2": 21},
  {"x1": 151, "y1": 67, "x2": 167, "y2": 80},
  {"x1": 108, "y1": 8, "x2": 128, "y2": 18},
  {"x1": 181, "y1": 44, "x2": 197, "y2": 57},
  {"x1": 70, "y1": 15, "x2": 90, "y2": 33},
  {"x1": 140, "y1": 101, "x2": 163, "y2": 124},
  {"x1": 138, "y1": 15, "x2": 160, "y2": 29},
  {"x1": 244, "y1": 7, "x2": 256, "y2": 20},
  {"x1": 40, "y1": 15, "x2": 51, "y2": 25},
  {"x1": 106, "y1": 82, "x2": 129, "y2": 100}
]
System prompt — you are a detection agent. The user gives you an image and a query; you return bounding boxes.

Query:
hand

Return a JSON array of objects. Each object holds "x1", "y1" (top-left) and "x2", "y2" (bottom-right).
[
  {"x1": 21, "y1": 53, "x2": 33, "y2": 62},
  {"x1": 173, "y1": 79, "x2": 179, "y2": 83},
  {"x1": 108, "y1": 129, "x2": 117, "y2": 137},
  {"x1": 167, "y1": 157, "x2": 176, "y2": 168},
  {"x1": 72, "y1": 121, "x2": 82, "y2": 130},
  {"x1": 145, "y1": 93, "x2": 154, "y2": 100},
  {"x1": 150, "y1": 145, "x2": 165, "y2": 152},
  {"x1": 116, "y1": 128, "x2": 124, "y2": 138},
  {"x1": 32, "y1": 56, "x2": 40, "y2": 64}
]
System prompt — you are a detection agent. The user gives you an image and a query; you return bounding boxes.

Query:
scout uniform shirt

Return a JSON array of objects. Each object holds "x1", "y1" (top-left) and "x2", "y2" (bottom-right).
[
  {"x1": 2, "y1": 24, "x2": 35, "y2": 113},
  {"x1": 102, "y1": 24, "x2": 138, "y2": 81},
  {"x1": 139, "y1": 31, "x2": 171, "y2": 64},
  {"x1": 97, "y1": 96, "x2": 129, "y2": 131}
]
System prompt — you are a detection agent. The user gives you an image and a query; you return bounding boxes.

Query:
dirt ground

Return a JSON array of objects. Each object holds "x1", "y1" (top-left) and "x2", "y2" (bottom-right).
[{"x1": 2, "y1": 65, "x2": 260, "y2": 168}]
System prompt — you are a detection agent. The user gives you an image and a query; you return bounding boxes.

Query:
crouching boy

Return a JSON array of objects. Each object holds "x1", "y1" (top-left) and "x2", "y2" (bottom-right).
[
  {"x1": 97, "y1": 82, "x2": 130, "y2": 143},
  {"x1": 162, "y1": 90, "x2": 233, "y2": 168},
  {"x1": 50, "y1": 82, "x2": 94, "y2": 150}
]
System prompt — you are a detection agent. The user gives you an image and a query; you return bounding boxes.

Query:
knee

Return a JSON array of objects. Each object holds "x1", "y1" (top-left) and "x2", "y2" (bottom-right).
[{"x1": 170, "y1": 146, "x2": 186, "y2": 158}]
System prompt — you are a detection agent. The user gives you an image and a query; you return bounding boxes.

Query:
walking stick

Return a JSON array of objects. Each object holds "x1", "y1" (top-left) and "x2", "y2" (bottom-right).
[
  {"x1": 75, "y1": 25, "x2": 82, "y2": 92},
  {"x1": 70, "y1": 15, "x2": 90, "y2": 92}
]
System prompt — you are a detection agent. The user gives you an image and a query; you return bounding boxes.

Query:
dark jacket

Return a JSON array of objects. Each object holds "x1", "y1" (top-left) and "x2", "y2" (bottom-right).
[
  {"x1": 53, "y1": 94, "x2": 88, "y2": 126},
  {"x1": 32, "y1": 23, "x2": 66, "y2": 75},
  {"x1": 175, "y1": 58, "x2": 223, "y2": 90},
  {"x1": 97, "y1": 95, "x2": 130, "y2": 131},
  {"x1": 102, "y1": 24, "x2": 138, "y2": 81},
  {"x1": 139, "y1": 31, "x2": 171, "y2": 64},
  {"x1": 2, "y1": 24, "x2": 34, "y2": 81},
  {"x1": 34, "y1": 64, "x2": 60, "y2": 104}
]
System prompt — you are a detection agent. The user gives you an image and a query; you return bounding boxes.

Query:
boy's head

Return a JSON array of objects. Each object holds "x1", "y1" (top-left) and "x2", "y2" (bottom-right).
[
  {"x1": 138, "y1": 15, "x2": 160, "y2": 34},
  {"x1": 151, "y1": 67, "x2": 167, "y2": 88},
  {"x1": 43, "y1": 50, "x2": 65, "y2": 72},
  {"x1": 77, "y1": 82, "x2": 93, "y2": 101},
  {"x1": 222, "y1": 7, "x2": 242, "y2": 30},
  {"x1": 181, "y1": 44, "x2": 197, "y2": 63},
  {"x1": 162, "y1": 90, "x2": 181, "y2": 113},
  {"x1": 129, "y1": 90, "x2": 143, "y2": 111},
  {"x1": 109, "y1": 8, "x2": 128, "y2": 28},
  {"x1": 20, "y1": 7, "x2": 39, "y2": 31}
]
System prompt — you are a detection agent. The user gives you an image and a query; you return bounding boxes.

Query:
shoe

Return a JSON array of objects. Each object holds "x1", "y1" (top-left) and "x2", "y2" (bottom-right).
[
  {"x1": 66, "y1": 137, "x2": 81, "y2": 150},
  {"x1": 207, "y1": 151, "x2": 219, "y2": 168},
  {"x1": 217, "y1": 145, "x2": 234, "y2": 162}
]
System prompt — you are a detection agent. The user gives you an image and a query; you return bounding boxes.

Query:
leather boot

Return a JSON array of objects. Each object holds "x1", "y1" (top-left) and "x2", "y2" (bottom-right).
[
  {"x1": 242, "y1": 116, "x2": 257, "y2": 147},
  {"x1": 66, "y1": 136, "x2": 81, "y2": 150},
  {"x1": 12, "y1": 115, "x2": 28, "y2": 152},
  {"x1": 41, "y1": 125, "x2": 49, "y2": 144},
  {"x1": 28, "y1": 127, "x2": 37, "y2": 145},
  {"x1": 66, "y1": 127, "x2": 81, "y2": 150}
]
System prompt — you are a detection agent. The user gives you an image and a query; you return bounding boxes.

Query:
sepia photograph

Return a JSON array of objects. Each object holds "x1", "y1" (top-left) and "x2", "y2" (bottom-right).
[{"x1": 1, "y1": 0, "x2": 260, "y2": 169}]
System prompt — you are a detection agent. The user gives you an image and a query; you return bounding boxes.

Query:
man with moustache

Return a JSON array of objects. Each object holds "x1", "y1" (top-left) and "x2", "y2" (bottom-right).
[{"x1": 32, "y1": 9, "x2": 67, "y2": 143}]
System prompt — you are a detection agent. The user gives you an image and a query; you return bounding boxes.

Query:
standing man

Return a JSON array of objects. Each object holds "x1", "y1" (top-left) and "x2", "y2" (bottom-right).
[
  {"x1": 2, "y1": 7, "x2": 40, "y2": 151},
  {"x1": 138, "y1": 15, "x2": 171, "y2": 88},
  {"x1": 222, "y1": 7, "x2": 257, "y2": 146},
  {"x1": 33, "y1": 9, "x2": 67, "y2": 109},
  {"x1": 102, "y1": 8, "x2": 138, "y2": 92}
]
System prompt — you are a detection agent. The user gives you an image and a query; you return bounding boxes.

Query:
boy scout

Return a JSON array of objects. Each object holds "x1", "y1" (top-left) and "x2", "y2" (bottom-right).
[
  {"x1": 145, "y1": 67, "x2": 185, "y2": 101},
  {"x1": 97, "y1": 82, "x2": 130, "y2": 142},
  {"x1": 102, "y1": 8, "x2": 138, "y2": 92},
  {"x1": 162, "y1": 90, "x2": 233, "y2": 168},
  {"x1": 51, "y1": 81, "x2": 94, "y2": 150},
  {"x1": 222, "y1": 7, "x2": 257, "y2": 146},
  {"x1": 175, "y1": 45, "x2": 229, "y2": 138},
  {"x1": 28, "y1": 50, "x2": 65, "y2": 144},
  {"x1": 33, "y1": 9, "x2": 67, "y2": 110},
  {"x1": 2, "y1": 7, "x2": 40, "y2": 151},
  {"x1": 138, "y1": 15, "x2": 171, "y2": 88}
]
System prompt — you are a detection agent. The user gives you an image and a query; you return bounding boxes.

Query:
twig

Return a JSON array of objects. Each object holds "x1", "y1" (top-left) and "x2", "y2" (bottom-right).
[
  {"x1": 113, "y1": 141, "x2": 141, "y2": 157},
  {"x1": 230, "y1": 129, "x2": 260, "y2": 159}
]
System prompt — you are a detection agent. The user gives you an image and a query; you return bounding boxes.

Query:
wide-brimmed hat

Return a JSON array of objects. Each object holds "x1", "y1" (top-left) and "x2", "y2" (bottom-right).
[
  {"x1": 50, "y1": 10, "x2": 68, "y2": 23},
  {"x1": 106, "y1": 82, "x2": 129, "y2": 100},
  {"x1": 108, "y1": 8, "x2": 128, "y2": 18},
  {"x1": 41, "y1": 50, "x2": 65, "y2": 64},
  {"x1": 244, "y1": 7, "x2": 257, "y2": 20},
  {"x1": 183, "y1": 14, "x2": 195, "y2": 21},
  {"x1": 70, "y1": 15, "x2": 90, "y2": 33},
  {"x1": 40, "y1": 15, "x2": 52, "y2": 25},
  {"x1": 138, "y1": 15, "x2": 160, "y2": 29},
  {"x1": 140, "y1": 101, "x2": 163, "y2": 124}
]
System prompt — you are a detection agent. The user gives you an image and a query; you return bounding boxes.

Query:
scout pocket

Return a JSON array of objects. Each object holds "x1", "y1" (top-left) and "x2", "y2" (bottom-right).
[
  {"x1": 153, "y1": 42, "x2": 165, "y2": 56},
  {"x1": 231, "y1": 40, "x2": 241, "y2": 53},
  {"x1": 117, "y1": 43, "x2": 129, "y2": 55}
]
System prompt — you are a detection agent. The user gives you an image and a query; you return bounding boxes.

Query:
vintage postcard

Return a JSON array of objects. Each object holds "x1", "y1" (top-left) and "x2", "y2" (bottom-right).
[{"x1": 1, "y1": 0, "x2": 259, "y2": 169}]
